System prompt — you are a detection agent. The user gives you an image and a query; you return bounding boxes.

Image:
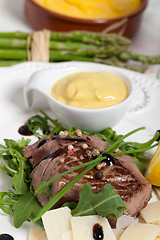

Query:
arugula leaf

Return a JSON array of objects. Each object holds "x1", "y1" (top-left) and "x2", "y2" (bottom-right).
[
  {"x1": 13, "y1": 159, "x2": 29, "y2": 195},
  {"x1": 0, "y1": 193, "x2": 13, "y2": 214},
  {"x1": 0, "y1": 190, "x2": 19, "y2": 214},
  {"x1": 27, "y1": 109, "x2": 65, "y2": 137},
  {"x1": 0, "y1": 137, "x2": 36, "y2": 227},
  {"x1": 71, "y1": 183, "x2": 127, "y2": 219},
  {"x1": 27, "y1": 115, "x2": 50, "y2": 138},
  {"x1": 13, "y1": 192, "x2": 42, "y2": 228},
  {"x1": 62, "y1": 201, "x2": 77, "y2": 210},
  {"x1": 72, "y1": 183, "x2": 95, "y2": 217},
  {"x1": 92, "y1": 184, "x2": 127, "y2": 219},
  {"x1": 0, "y1": 138, "x2": 31, "y2": 171},
  {"x1": 94, "y1": 127, "x2": 121, "y2": 144}
]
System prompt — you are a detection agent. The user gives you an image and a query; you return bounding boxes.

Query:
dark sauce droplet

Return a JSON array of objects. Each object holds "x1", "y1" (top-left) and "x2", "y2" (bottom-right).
[
  {"x1": 50, "y1": 148, "x2": 66, "y2": 159},
  {"x1": 93, "y1": 223, "x2": 104, "y2": 240},
  {"x1": 0, "y1": 234, "x2": 14, "y2": 240},
  {"x1": 102, "y1": 152, "x2": 115, "y2": 166},
  {"x1": 51, "y1": 136, "x2": 87, "y2": 142},
  {"x1": 18, "y1": 124, "x2": 33, "y2": 136},
  {"x1": 37, "y1": 139, "x2": 47, "y2": 148}
]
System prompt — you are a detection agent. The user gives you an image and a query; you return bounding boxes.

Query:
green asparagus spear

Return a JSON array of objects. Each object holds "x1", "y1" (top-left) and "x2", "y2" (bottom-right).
[
  {"x1": 0, "y1": 48, "x2": 150, "y2": 72},
  {"x1": 0, "y1": 32, "x2": 28, "y2": 39},
  {"x1": 49, "y1": 50, "x2": 93, "y2": 62},
  {"x1": 0, "y1": 60, "x2": 25, "y2": 66},
  {"x1": 50, "y1": 45, "x2": 127, "y2": 57},
  {"x1": 0, "y1": 38, "x2": 97, "y2": 50},
  {"x1": 0, "y1": 31, "x2": 131, "y2": 46},
  {"x1": 0, "y1": 49, "x2": 27, "y2": 60},
  {"x1": 93, "y1": 57, "x2": 147, "y2": 72},
  {"x1": 0, "y1": 45, "x2": 125, "y2": 61},
  {"x1": 119, "y1": 51, "x2": 160, "y2": 64},
  {"x1": 0, "y1": 39, "x2": 27, "y2": 49},
  {"x1": 50, "y1": 41, "x2": 97, "y2": 50},
  {"x1": 50, "y1": 31, "x2": 131, "y2": 46}
]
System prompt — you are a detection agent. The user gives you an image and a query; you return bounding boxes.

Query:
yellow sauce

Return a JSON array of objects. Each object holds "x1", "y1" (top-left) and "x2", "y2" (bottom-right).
[
  {"x1": 34, "y1": 0, "x2": 141, "y2": 19},
  {"x1": 51, "y1": 71, "x2": 129, "y2": 109}
]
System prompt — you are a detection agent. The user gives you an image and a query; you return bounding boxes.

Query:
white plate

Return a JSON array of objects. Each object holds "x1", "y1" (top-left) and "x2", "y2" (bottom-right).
[{"x1": 0, "y1": 61, "x2": 160, "y2": 239}]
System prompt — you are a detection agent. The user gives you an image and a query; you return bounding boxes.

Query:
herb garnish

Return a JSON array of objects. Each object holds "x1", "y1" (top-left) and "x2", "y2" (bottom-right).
[{"x1": 71, "y1": 183, "x2": 127, "y2": 219}]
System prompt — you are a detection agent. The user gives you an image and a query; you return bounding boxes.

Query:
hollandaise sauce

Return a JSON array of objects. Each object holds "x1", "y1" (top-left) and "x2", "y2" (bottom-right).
[
  {"x1": 33, "y1": 0, "x2": 141, "y2": 19},
  {"x1": 51, "y1": 71, "x2": 129, "y2": 109}
]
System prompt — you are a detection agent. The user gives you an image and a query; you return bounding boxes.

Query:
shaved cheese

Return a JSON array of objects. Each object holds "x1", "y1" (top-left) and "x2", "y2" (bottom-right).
[
  {"x1": 71, "y1": 215, "x2": 116, "y2": 240},
  {"x1": 119, "y1": 223, "x2": 160, "y2": 240},
  {"x1": 116, "y1": 215, "x2": 138, "y2": 230},
  {"x1": 61, "y1": 230, "x2": 73, "y2": 240},
  {"x1": 113, "y1": 215, "x2": 138, "y2": 239},
  {"x1": 112, "y1": 228, "x2": 124, "y2": 240},
  {"x1": 28, "y1": 228, "x2": 46, "y2": 240},
  {"x1": 154, "y1": 187, "x2": 160, "y2": 200},
  {"x1": 42, "y1": 207, "x2": 72, "y2": 240},
  {"x1": 140, "y1": 201, "x2": 160, "y2": 224}
]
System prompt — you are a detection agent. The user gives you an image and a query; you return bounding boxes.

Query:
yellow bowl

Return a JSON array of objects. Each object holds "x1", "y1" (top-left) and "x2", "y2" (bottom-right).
[{"x1": 24, "y1": 0, "x2": 148, "y2": 38}]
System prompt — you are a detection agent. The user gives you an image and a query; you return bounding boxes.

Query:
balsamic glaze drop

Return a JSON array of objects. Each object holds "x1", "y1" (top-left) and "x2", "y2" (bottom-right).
[
  {"x1": 18, "y1": 124, "x2": 33, "y2": 136},
  {"x1": 37, "y1": 139, "x2": 48, "y2": 148},
  {"x1": 0, "y1": 234, "x2": 14, "y2": 240},
  {"x1": 93, "y1": 223, "x2": 104, "y2": 240},
  {"x1": 51, "y1": 136, "x2": 87, "y2": 142},
  {"x1": 102, "y1": 152, "x2": 115, "y2": 166}
]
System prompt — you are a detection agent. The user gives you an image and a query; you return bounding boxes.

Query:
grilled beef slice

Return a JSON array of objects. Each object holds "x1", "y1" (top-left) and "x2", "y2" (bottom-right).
[{"x1": 24, "y1": 134, "x2": 152, "y2": 218}]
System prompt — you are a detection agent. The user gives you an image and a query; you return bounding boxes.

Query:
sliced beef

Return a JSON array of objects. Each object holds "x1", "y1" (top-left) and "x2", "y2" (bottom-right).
[
  {"x1": 23, "y1": 134, "x2": 110, "y2": 167},
  {"x1": 24, "y1": 133, "x2": 152, "y2": 219}
]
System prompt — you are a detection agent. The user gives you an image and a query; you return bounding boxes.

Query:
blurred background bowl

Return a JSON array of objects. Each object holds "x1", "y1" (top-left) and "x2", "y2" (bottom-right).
[{"x1": 25, "y1": 0, "x2": 148, "y2": 38}]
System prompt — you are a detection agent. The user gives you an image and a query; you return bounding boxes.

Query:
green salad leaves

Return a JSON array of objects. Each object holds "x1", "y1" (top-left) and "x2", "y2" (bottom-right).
[
  {"x1": 0, "y1": 109, "x2": 159, "y2": 228},
  {"x1": 0, "y1": 138, "x2": 42, "y2": 227},
  {"x1": 68, "y1": 183, "x2": 127, "y2": 219}
]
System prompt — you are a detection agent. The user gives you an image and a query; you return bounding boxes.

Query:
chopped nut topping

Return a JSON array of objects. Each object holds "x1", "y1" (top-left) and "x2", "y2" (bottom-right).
[
  {"x1": 82, "y1": 143, "x2": 88, "y2": 149},
  {"x1": 75, "y1": 129, "x2": 82, "y2": 137}
]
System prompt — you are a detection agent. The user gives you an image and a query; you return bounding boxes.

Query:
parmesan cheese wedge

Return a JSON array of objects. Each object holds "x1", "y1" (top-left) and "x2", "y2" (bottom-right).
[
  {"x1": 140, "y1": 201, "x2": 160, "y2": 224},
  {"x1": 119, "y1": 223, "x2": 160, "y2": 240},
  {"x1": 61, "y1": 230, "x2": 73, "y2": 240},
  {"x1": 71, "y1": 215, "x2": 116, "y2": 240},
  {"x1": 42, "y1": 207, "x2": 72, "y2": 240},
  {"x1": 28, "y1": 228, "x2": 46, "y2": 240}
]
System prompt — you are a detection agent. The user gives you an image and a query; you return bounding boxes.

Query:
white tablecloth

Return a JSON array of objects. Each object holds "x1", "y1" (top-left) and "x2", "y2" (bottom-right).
[{"x1": 0, "y1": 0, "x2": 159, "y2": 56}]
